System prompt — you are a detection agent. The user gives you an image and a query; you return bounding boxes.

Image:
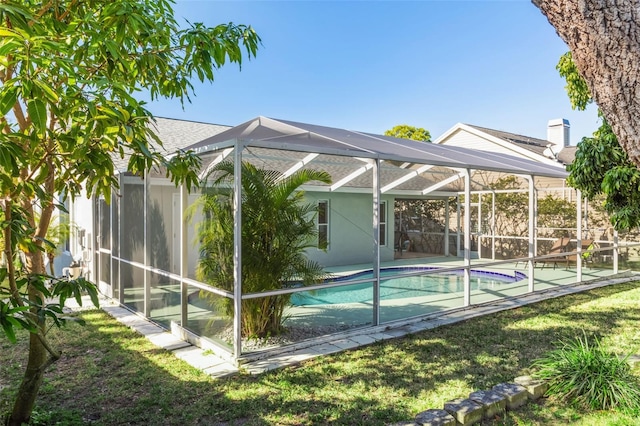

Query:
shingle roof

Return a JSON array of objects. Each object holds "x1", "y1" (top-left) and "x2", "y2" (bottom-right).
[
  {"x1": 465, "y1": 124, "x2": 550, "y2": 156},
  {"x1": 464, "y1": 123, "x2": 576, "y2": 166},
  {"x1": 556, "y1": 145, "x2": 576, "y2": 165},
  {"x1": 233, "y1": 146, "x2": 474, "y2": 194},
  {"x1": 113, "y1": 117, "x2": 231, "y2": 172}
]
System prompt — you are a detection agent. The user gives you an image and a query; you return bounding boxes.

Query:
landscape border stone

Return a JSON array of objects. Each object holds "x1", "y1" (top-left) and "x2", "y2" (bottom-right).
[
  {"x1": 468, "y1": 389, "x2": 507, "y2": 419},
  {"x1": 388, "y1": 377, "x2": 549, "y2": 425},
  {"x1": 514, "y1": 375, "x2": 548, "y2": 400},
  {"x1": 443, "y1": 398, "x2": 484, "y2": 426},
  {"x1": 491, "y1": 383, "x2": 529, "y2": 410},
  {"x1": 414, "y1": 409, "x2": 456, "y2": 426}
]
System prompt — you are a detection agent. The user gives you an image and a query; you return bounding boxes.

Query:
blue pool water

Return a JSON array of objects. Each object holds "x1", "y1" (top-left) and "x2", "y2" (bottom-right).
[{"x1": 290, "y1": 267, "x2": 526, "y2": 306}]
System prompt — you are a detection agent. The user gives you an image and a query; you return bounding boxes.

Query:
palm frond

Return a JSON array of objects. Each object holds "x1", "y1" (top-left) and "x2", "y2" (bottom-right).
[{"x1": 193, "y1": 160, "x2": 332, "y2": 337}]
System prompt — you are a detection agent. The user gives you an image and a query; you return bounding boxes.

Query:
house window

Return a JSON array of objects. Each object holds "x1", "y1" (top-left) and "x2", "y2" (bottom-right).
[
  {"x1": 379, "y1": 201, "x2": 387, "y2": 246},
  {"x1": 318, "y1": 200, "x2": 329, "y2": 249}
]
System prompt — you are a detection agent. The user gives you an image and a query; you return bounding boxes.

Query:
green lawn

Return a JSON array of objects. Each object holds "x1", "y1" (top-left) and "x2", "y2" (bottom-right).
[{"x1": 1, "y1": 281, "x2": 639, "y2": 425}]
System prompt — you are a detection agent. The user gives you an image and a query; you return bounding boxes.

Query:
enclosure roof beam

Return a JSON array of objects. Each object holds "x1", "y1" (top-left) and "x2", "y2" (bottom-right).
[
  {"x1": 421, "y1": 171, "x2": 466, "y2": 195},
  {"x1": 198, "y1": 147, "x2": 234, "y2": 180},
  {"x1": 277, "y1": 153, "x2": 320, "y2": 181},
  {"x1": 330, "y1": 158, "x2": 375, "y2": 191},
  {"x1": 381, "y1": 164, "x2": 435, "y2": 194}
]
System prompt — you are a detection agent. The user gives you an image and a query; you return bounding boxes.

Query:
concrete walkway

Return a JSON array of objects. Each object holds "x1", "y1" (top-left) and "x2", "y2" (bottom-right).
[{"x1": 66, "y1": 273, "x2": 639, "y2": 378}]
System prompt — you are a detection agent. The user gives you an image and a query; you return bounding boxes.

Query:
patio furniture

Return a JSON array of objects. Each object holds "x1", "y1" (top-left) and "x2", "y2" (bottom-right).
[
  {"x1": 538, "y1": 237, "x2": 571, "y2": 269},
  {"x1": 564, "y1": 239, "x2": 595, "y2": 269},
  {"x1": 395, "y1": 232, "x2": 411, "y2": 255},
  {"x1": 540, "y1": 238, "x2": 594, "y2": 269}
]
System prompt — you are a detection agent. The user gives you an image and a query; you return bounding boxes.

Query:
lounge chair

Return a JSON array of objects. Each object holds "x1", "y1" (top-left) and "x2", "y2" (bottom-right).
[
  {"x1": 564, "y1": 239, "x2": 595, "y2": 269},
  {"x1": 540, "y1": 238, "x2": 594, "y2": 269},
  {"x1": 538, "y1": 237, "x2": 571, "y2": 269},
  {"x1": 395, "y1": 232, "x2": 411, "y2": 256}
]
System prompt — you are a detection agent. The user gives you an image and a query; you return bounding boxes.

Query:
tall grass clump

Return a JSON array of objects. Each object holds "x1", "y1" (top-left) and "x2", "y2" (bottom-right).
[{"x1": 531, "y1": 331, "x2": 640, "y2": 415}]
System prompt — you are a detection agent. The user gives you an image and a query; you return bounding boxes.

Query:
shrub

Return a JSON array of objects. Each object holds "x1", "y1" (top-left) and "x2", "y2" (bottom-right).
[
  {"x1": 193, "y1": 161, "x2": 332, "y2": 338},
  {"x1": 531, "y1": 332, "x2": 640, "y2": 415}
]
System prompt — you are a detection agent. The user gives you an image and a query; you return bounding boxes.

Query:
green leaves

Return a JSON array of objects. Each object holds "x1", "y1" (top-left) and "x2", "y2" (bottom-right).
[
  {"x1": 557, "y1": 52, "x2": 592, "y2": 111},
  {"x1": 0, "y1": 87, "x2": 18, "y2": 116},
  {"x1": 0, "y1": 0, "x2": 260, "y2": 202},
  {"x1": 0, "y1": 273, "x2": 100, "y2": 344},
  {"x1": 384, "y1": 124, "x2": 431, "y2": 142},
  {"x1": 0, "y1": 138, "x2": 23, "y2": 180},
  {"x1": 165, "y1": 149, "x2": 202, "y2": 192},
  {"x1": 557, "y1": 52, "x2": 640, "y2": 231},
  {"x1": 26, "y1": 98, "x2": 47, "y2": 134},
  {"x1": 33, "y1": 80, "x2": 59, "y2": 103},
  {"x1": 567, "y1": 118, "x2": 640, "y2": 230},
  {"x1": 532, "y1": 331, "x2": 640, "y2": 414},
  {"x1": 196, "y1": 161, "x2": 331, "y2": 337},
  {"x1": 0, "y1": 301, "x2": 32, "y2": 343},
  {"x1": 52, "y1": 277, "x2": 100, "y2": 309}
]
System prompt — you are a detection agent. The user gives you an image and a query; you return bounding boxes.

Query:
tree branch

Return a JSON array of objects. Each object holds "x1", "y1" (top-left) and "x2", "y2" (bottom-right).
[
  {"x1": 35, "y1": 332, "x2": 61, "y2": 362},
  {"x1": 1, "y1": 116, "x2": 12, "y2": 134},
  {"x1": 1, "y1": 199, "x2": 24, "y2": 307},
  {"x1": 12, "y1": 101, "x2": 29, "y2": 132},
  {"x1": 33, "y1": 0, "x2": 56, "y2": 23},
  {"x1": 34, "y1": 157, "x2": 55, "y2": 242}
]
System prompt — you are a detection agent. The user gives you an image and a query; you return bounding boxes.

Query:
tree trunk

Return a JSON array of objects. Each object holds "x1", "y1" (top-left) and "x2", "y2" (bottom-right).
[
  {"x1": 48, "y1": 252, "x2": 55, "y2": 276},
  {"x1": 8, "y1": 250, "x2": 55, "y2": 426},
  {"x1": 532, "y1": 0, "x2": 640, "y2": 168},
  {"x1": 9, "y1": 333, "x2": 48, "y2": 426}
]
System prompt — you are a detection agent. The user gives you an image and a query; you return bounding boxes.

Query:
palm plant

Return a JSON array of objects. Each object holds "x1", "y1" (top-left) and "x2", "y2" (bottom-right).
[{"x1": 194, "y1": 160, "x2": 331, "y2": 338}]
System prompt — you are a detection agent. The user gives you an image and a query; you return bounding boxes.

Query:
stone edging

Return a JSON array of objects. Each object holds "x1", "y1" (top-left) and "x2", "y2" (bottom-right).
[{"x1": 389, "y1": 375, "x2": 548, "y2": 426}]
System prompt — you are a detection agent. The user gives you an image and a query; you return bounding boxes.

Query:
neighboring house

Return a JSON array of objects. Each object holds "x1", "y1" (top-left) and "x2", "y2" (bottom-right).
[
  {"x1": 433, "y1": 118, "x2": 575, "y2": 167},
  {"x1": 433, "y1": 119, "x2": 581, "y2": 204},
  {"x1": 432, "y1": 119, "x2": 626, "y2": 262}
]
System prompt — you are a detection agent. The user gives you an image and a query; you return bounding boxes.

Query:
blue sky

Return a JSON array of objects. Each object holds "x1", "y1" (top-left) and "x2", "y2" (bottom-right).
[{"x1": 147, "y1": 0, "x2": 600, "y2": 145}]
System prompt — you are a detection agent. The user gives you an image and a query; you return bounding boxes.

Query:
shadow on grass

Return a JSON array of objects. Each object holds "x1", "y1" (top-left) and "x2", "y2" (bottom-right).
[{"x1": 1, "y1": 281, "x2": 639, "y2": 425}]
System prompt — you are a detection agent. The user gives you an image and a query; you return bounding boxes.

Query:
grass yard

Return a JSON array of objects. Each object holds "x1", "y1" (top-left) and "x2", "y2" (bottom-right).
[{"x1": 1, "y1": 281, "x2": 639, "y2": 425}]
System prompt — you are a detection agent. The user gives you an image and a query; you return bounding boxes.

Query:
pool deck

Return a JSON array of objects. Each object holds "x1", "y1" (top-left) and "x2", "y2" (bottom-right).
[{"x1": 66, "y1": 259, "x2": 639, "y2": 378}]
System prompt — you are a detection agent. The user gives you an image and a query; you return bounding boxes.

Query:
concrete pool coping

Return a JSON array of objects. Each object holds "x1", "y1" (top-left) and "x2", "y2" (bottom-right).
[{"x1": 67, "y1": 271, "x2": 640, "y2": 377}]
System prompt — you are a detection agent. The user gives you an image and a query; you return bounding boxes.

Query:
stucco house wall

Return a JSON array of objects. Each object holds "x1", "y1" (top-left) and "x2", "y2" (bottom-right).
[{"x1": 304, "y1": 192, "x2": 396, "y2": 267}]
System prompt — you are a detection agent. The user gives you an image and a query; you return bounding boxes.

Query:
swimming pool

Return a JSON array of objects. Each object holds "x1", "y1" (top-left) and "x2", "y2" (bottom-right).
[{"x1": 290, "y1": 267, "x2": 527, "y2": 306}]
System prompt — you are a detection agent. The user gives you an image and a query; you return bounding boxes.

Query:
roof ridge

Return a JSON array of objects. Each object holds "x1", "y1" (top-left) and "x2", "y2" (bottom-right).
[{"x1": 153, "y1": 116, "x2": 230, "y2": 127}]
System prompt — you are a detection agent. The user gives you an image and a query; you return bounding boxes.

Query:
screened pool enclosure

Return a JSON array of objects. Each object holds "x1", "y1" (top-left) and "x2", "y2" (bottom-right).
[{"x1": 78, "y1": 117, "x2": 637, "y2": 362}]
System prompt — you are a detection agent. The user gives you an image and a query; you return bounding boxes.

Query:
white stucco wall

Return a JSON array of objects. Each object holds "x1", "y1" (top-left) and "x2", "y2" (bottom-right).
[{"x1": 68, "y1": 194, "x2": 94, "y2": 276}]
